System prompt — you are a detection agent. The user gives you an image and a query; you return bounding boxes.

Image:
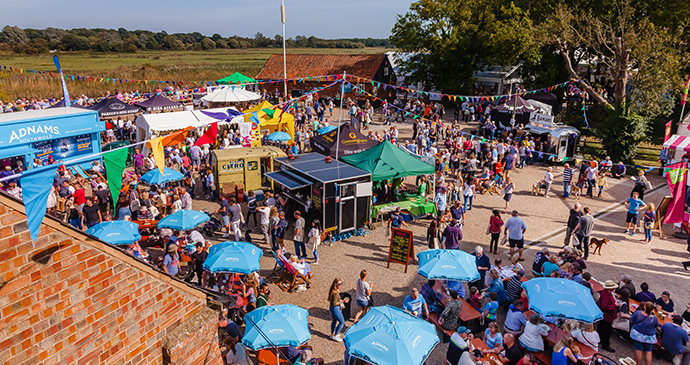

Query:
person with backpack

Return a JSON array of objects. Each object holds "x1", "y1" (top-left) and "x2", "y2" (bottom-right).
[{"x1": 388, "y1": 207, "x2": 409, "y2": 231}]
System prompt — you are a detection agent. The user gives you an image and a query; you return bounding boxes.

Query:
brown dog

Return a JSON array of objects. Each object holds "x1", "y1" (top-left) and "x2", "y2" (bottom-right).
[
  {"x1": 589, "y1": 237, "x2": 609, "y2": 255},
  {"x1": 570, "y1": 184, "x2": 582, "y2": 200}
]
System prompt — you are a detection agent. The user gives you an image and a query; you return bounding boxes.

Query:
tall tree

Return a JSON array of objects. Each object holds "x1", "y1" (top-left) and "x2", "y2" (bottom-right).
[{"x1": 390, "y1": 0, "x2": 537, "y2": 94}]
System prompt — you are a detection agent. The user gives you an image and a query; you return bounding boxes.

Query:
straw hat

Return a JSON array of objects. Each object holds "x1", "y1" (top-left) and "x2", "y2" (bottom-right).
[{"x1": 603, "y1": 280, "x2": 617, "y2": 289}]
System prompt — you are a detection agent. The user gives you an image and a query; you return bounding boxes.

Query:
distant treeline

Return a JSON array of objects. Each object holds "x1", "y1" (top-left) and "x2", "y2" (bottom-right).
[{"x1": 0, "y1": 26, "x2": 390, "y2": 54}]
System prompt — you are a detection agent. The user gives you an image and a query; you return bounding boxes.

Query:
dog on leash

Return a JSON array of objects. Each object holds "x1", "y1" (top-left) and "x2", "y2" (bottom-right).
[
  {"x1": 531, "y1": 181, "x2": 544, "y2": 195},
  {"x1": 589, "y1": 237, "x2": 609, "y2": 255},
  {"x1": 570, "y1": 183, "x2": 582, "y2": 199}
]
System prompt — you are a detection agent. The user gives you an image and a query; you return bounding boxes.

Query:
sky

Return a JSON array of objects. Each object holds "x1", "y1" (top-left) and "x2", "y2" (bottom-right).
[{"x1": 2, "y1": 0, "x2": 415, "y2": 39}]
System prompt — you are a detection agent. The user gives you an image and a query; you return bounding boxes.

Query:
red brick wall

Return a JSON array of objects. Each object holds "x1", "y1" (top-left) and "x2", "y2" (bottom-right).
[{"x1": 0, "y1": 198, "x2": 221, "y2": 365}]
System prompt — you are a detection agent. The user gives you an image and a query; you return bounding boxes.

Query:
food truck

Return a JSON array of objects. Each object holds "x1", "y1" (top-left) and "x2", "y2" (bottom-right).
[
  {"x1": 524, "y1": 120, "x2": 581, "y2": 161},
  {"x1": 266, "y1": 153, "x2": 372, "y2": 234},
  {"x1": 0, "y1": 108, "x2": 103, "y2": 172},
  {"x1": 210, "y1": 146, "x2": 287, "y2": 196}
]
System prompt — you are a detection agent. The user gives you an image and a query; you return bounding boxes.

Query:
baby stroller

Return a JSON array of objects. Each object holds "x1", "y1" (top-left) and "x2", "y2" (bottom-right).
[
  {"x1": 201, "y1": 209, "x2": 223, "y2": 238},
  {"x1": 589, "y1": 353, "x2": 619, "y2": 365}
]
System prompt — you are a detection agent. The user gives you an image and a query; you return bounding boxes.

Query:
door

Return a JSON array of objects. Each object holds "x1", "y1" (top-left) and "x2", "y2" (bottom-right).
[
  {"x1": 339, "y1": 183, "x2": 356, "y2": 233},
  {"x1": 558, "y1": 137, "x2": 568, "y2": 160}
]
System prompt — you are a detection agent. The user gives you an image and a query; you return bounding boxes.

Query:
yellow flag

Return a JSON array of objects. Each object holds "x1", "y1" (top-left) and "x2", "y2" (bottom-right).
[
  {"x1": 149, "y1": 137, "x2": 166, "y2": 173},
  {"x1": 575, "y1": 159, "x2": 582, "y2": 166}
]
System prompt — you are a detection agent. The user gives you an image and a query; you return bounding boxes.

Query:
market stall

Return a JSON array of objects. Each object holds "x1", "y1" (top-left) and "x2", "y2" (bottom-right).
[
  {"x1": 0, "y1": 108, "x2": 103, "y2": 172},
  {"x1": 340, "y1": 140, "x2": 436, "y2": 221},
  {"x1": 211, "y1": 146, "x2": 286, "y2": 196},
  {"x1": 134, "y1": 94, "x2": 184, "y2": 113},
  {"x1": 217, "y1": 72, "x2": 256, "y2": 85},
  {"x1": 490, "y1": 95, "x2": 538, "y2": 128},
  {"x1": 87, "y1": 97, "x2": 141, "y2": 119},
  {"x1": 200, "y1": 86, "x2": 260, "y2": 108},
  {"x1": 243, "y1": 101, "x2": 296, "y2": 142},
  {"x1": 524, "y1": 121, "x2": 580, "y2": 161},
  {"x1": 310, "y1": 122, "x2": 379, "y2": 158},
  {"x1": 266, "y1": 153, "x2": 372, "y2": 234}
]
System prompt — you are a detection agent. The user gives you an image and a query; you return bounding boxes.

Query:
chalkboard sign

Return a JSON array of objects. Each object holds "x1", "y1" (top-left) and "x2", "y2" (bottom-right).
[{"x1": 387, "y1": 228, "x2": 415, "y2": 273}]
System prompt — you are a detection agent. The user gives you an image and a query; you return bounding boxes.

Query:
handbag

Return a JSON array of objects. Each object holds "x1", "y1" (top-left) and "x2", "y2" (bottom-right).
[
  {"x1": 644, "y1": 179, "x2": 652, "y2": 190},
  {"x1": 367, "y1": 295, "x2": 374, "y2": 308},
  {"x1": 612, "y1": 315, "x2": 630, "y2": 331},
  {"x1": 644, "y1": 220, "x2": 653, "y2": 229},
  {"x1": 500, "y1": 235, "x2": 508, "y2": 246},
  {"x1": 485, "y1": 224, "x2": 491, "y2": 235}
]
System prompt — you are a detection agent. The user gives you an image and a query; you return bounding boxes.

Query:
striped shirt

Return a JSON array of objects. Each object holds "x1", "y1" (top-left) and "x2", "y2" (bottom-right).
[{"x1": 563, "y1": 168, "x2": 574, "y2": 183}]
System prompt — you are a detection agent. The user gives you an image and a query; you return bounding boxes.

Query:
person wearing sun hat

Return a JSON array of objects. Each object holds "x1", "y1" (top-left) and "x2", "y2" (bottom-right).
[
  {"x1": 446, "y1": 325, "x2": 473, "y2": 365},
  {"x1": 162, "y1": 244, "x2": 180, "y2": 277},
  {"x1": 597, "y1": 280, "x2": 620, "y2": 353}
]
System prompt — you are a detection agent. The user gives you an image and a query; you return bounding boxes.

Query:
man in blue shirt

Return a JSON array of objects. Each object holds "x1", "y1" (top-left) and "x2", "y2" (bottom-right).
[
  {"x1": 624, "y1": 191, "x2": 645, "y2": 236},
  {"x1": 471, "y1": 246, "x2": 491, "y2": 290},
  {"x1": 504, "y1": 300, "x2": 528, "y2": 335},
  {"x1": 434, "y1": 187, "x2": 448, "y2": 215},
  {"x1": 450, "y1": 200, "x2": 466, "y2": 224},
  {"x1": 660, "y1": 315, "x2": 690, "y2": 365},
  {"x1": 402, "y1": 288, "x2": 428, "y2": 318}
]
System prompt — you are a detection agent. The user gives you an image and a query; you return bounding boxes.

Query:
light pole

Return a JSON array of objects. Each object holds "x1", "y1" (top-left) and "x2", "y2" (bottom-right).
[{"x1": 281, "y1": 0, "x2": 288, "y2": 100}]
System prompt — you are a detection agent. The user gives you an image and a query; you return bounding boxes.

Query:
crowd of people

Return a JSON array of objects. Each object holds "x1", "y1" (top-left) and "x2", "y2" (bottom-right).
[{"x1": 2, "y1": 83, "x2": 689, "y2": 365}]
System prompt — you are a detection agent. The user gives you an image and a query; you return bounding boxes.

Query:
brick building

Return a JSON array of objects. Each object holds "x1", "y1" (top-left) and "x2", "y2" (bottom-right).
[
  {"x1": 0, "y1": 194, "x2": 222, "y2": 365},
  {"x1": 255, "y1": 53, "x2": 397, "y2": 103}
]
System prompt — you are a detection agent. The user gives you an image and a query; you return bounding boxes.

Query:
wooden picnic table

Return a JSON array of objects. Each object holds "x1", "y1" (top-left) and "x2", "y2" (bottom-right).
[
  {"x1": 628, "y1": 299, "x2": 674, "y2": 326},
  {"x1": 470, "y1": 338, "x2": 503, "y2": 364},
  {"x1": 132, "y1": 219, "x2": 159, "y2": 230},
  {"x1": 523, "y1": 310, "x2": 597, "y2": 358},
  {"x1": 588, "y1": 279, "x2": 604, "y2": 293}
]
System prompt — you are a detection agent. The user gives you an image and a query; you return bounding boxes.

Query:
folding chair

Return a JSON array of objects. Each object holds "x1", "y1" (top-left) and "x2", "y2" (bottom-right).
[
  {"x1": 256, "y1": 348, "x2": 290, "y2": 365},
  {"x1": 277, "y1": 256, "x2": 312, "y2": 292},
  {"x1": 267, "y1": 250, "x2": 285, "y2": 282}
]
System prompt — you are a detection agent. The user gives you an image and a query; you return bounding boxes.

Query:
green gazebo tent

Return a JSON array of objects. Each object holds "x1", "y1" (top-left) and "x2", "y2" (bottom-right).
[
  {"x1": 217, "y1": 72, "x2": 256, "y2": 85},
  {"x1": 340, "y1": 140, "x2": 435, "y2": 181}
]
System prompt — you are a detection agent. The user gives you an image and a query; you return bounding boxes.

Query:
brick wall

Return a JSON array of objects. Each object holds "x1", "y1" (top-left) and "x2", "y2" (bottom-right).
[
  {"x1": 0, "y1": 196, "x2": 222, "y2": 365},
  {"x1": 162, "y1": 307, "x2": 223, "y2": 365}
]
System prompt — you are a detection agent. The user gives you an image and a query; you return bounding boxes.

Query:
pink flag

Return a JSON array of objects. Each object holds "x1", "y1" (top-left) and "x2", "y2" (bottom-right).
[{"x1": 664, "y1": 162, "x2": 687, "y2": 224}]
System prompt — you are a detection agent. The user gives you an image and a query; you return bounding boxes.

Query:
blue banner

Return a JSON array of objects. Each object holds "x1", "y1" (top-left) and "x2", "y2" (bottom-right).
[
  {"x1": 53, "y1": 56, "x2": 72, "y2": 108},
  {"x1": 21, "y1": 165, "x2": 58, "y2": 242},
  {"x1": 0, "y1": 111, "x2": 102, "y2": 148}
]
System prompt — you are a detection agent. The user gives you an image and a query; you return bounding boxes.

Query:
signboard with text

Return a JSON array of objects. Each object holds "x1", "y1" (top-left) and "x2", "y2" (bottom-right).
[{"x1": 387, "y1": 228, "x2": 415, "y2": 273}]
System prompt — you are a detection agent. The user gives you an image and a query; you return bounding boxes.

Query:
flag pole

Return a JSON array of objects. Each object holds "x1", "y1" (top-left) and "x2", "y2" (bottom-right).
[
  {"x1": 281, "y1": 0, "x2": 288, "y2": 101},
  {"x1": 335, "y1": 72, "x2": 346, "y2": 162}
]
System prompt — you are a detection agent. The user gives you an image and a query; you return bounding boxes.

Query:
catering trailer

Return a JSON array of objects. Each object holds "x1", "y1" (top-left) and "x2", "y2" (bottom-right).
[
  {"x1": 266, "y1": 153, "x2": 372, "y2": 234},
  {"x1": 0, "y1": 108, "x2": 103, "y2": 172}
]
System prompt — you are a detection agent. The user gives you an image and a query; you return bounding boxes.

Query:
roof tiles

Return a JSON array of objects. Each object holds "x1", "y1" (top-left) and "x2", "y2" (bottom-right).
[{"x1": 256, "y1": 54, "x2": 387, "y2": 80}]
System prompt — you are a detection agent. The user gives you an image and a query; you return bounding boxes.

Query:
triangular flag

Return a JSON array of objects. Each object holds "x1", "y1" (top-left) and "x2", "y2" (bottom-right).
[
  {"x1": 194, "y1": 122, "x2": 218, "y2": 146},
  {"x1": 21, "y1": 165, "x2": 58, "y2": 242},
  {"x1": 162, "y1": 126, "x2": 193, "y2": 147},
  {"x1": 149, "y1": 137, "x2": 166, "y2": 173},
  {"x1": 103, "y1": 148, "x2": 128, "y2": 206}
]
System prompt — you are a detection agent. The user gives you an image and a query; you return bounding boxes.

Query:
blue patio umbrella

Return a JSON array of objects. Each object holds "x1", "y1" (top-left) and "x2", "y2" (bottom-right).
[
  {"x1": 86, "y1": 221, "x2": 141, "y2": 245},
  {"x1": 344, "y1": 305, "x2": 439, "y2": 365},
  {"x1": 522, "y1": 277, "x2": 603, "y2": 323},
  {"x1": 203, "y1": 241, "x2": 263, "y2": 274},
  {"x1": 416, "y1": 249, "x2": 480, "y2": 281},
  {"x1": 317, "y1": 125, "x2": 337, "y2": 134},
  {"x1": 157, "y1": 209, "x2": 209, "y2": 230},
  {"x1": 139, "y1": 167, "x2": 184, "y2": 185},
  {"x1": 267, "y1": 131, "x2": 291, "y2": 142},
  {"x1": 242, "y1": 304, "x2": 310, "y2": 350}
]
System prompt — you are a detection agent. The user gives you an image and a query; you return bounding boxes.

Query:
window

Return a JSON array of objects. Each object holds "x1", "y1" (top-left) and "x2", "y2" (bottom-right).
[{"x1": 383, "y1": 67, "x2": 389, "y2": 76}]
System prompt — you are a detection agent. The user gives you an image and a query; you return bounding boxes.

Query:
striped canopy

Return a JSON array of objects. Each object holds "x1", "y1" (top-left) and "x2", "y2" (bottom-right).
[{"x1": 663, "y1": 134, "x2": 690, "y2": 152}]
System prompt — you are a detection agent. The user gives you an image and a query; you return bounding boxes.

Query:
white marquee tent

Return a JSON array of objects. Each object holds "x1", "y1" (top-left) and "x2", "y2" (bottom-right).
[
  {"x1": 135, "y1": 107, "x2": 244, "y2": 152},
  {"x1": 200, "y1": 86, "x2": 261, "y2": 104}
]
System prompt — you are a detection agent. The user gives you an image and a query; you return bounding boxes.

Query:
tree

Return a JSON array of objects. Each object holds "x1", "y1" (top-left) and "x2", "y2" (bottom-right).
[
  {"x1": 2, "y1": 25, "x2": 28, "y2": 44},
  {"x1": 199, "y1": 37, "x2": 216, "y2": 50},
  {"x1": 390, "y1": 0, "x2": 537, "y2": 94},
  {"x1": 146, "y1": 37, "x2": 160, "y2": 50},
  {"x1": 539, "y1": 0, "x2": 686, "y2": 161},
  {"x1": 161, "y1": 35, "x2": 184, "y2": 50},
  {"x1": 60, "y1": 34, "x2": 91, "y2": 51}
]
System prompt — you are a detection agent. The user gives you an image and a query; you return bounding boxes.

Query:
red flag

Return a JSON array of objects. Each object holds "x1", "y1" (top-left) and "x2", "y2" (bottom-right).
[
  {"x1": 193, "y1": 122, "x2": 218, "y2": 146},
  {"x1": 664, "y1": 162, "x2": 687, "y2": 224}
]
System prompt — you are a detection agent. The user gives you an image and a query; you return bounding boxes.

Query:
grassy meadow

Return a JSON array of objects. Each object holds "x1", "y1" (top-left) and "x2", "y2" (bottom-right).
[{"x1": 0, "y1": 48, "x2": 388, "y2": 100}]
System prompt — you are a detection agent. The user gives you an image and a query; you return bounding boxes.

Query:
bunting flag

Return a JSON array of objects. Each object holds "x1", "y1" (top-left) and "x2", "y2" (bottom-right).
[
  {"x1": 162, "y1": 126, "x2": 193, "y2": 147},
  {"x1": 52, "y1": 56, "x2": 71, "y2": 107},
  {"x1": 665, "y1": 121, "x2": 672, "y2": 142},
  {"x1": 103, "y1": 148, "x2": 128, "y2": 205},
  {"x1": 681, "y1": 75, "x2": 690, "y2": 106},
  {"x1": 664, "y1": 162, "x2": 687, "y2": 224},
  {"x1": 21, "y1": 165, "x2": 58, "y2": 242},
  {"x1": 193, "y1": 122, "x2": 218, "y2": 146},
  {"x1": 149, "y1": 137, "x2": 166, "y2": 173}
]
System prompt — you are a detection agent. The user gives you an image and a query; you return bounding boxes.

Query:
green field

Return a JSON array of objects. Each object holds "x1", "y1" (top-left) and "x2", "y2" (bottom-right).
[{"x1": 0, "y1": 48, "x2": 388, "y2": 99}]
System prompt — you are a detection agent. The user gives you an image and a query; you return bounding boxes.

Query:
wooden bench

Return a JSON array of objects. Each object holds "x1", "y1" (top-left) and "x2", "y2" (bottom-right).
[
  {"x1": 428, "y1": 312, "x2": 455, "y2": 340},
  {"x1": 533, "y1": 351, "x2": 553, "y2": 365}
]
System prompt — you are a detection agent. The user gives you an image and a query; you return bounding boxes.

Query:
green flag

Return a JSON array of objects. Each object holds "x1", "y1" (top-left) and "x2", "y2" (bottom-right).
[{"x1": 103, "y1": 148, "x2": 129, "y2": 206}]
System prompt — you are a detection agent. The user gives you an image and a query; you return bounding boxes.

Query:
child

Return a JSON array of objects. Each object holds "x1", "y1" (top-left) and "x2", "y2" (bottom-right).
[
  {"x1": 596, "y1": 171, "x2": 608, "y2": 198},
  {"x1": 571, "y1": 345, "x2": 582, "y2": 362},
  {"x1": 482, "y1": 292, "x2": 499, "y2": 326},
  {"x1": 469, "y1": 287, "x2": 481, "y2": 310}
]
